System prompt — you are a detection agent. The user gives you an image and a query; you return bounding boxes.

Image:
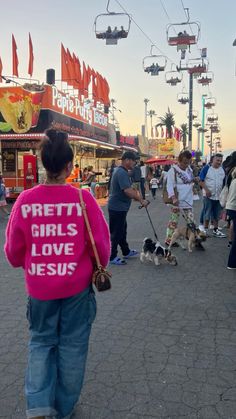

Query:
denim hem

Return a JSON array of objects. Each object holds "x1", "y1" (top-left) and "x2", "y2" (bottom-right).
[{"x1": 26, "y1": 406, "x2": 57, "y2": 418}]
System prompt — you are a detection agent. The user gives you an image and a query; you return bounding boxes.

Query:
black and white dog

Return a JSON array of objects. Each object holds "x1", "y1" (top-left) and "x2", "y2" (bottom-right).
[{"x1": 140, "y1": 238, "x2": 178, "y2": 266}]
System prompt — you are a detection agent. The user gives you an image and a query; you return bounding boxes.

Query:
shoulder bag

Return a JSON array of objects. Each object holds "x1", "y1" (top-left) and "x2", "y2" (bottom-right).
[
  {"x1": 78, "y1": 188, "x2": 112, "y2": 292},
  {"x1": 162, "y1": 169, "x2": 178, "y2": 205}
]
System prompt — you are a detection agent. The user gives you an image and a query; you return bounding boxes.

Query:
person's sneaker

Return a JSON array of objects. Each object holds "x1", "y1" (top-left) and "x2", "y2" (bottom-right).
[
  {"x1": 212, "y1": 229, "x2": 226, "y2": 238},
  {"x1": 124, "y1": 249, "x2": 139, "y2": 259},
  {"x1": 199, "y1": 224, "x2": 206, "y2": 233},
  {"x1": 227, "y1": 266, "x2": 236, "y2": 270},
  {"x1": 209, "y1": 224, "x2": 214, "y2": 230},
  {"x1": 228, "y1": 241, "x2": 232, "y2": 248}
]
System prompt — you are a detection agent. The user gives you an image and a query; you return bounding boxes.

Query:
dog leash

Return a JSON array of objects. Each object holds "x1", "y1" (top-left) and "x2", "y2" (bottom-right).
[
  {"x1": 139, "y1": 202, "x2": 159, "y2": 242},
  {"x1": 177, "y1": 200, "x2": 197, "y2": 233}
]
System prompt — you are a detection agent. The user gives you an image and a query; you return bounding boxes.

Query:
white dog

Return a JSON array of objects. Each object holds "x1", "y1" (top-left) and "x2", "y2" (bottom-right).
[{"x1": 140, "y1": 238, "x2": 178, "y2": 266}]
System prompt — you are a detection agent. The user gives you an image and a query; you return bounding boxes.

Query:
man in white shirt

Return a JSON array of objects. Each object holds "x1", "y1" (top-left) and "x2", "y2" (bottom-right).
[{"x1": 199, "y1": 154, "x2": 226, "y2": 237}]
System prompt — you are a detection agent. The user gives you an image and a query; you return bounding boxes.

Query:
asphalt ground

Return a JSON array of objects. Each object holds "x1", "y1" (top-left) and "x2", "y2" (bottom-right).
[{"x1": 0, "y1": 189, "x2": 236, "y2": 419}]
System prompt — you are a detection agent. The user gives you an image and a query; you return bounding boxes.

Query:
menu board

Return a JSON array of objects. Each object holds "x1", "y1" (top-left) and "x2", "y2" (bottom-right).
[{"x1": 2, "y1": 149, "x2": 16, "y2": 173}]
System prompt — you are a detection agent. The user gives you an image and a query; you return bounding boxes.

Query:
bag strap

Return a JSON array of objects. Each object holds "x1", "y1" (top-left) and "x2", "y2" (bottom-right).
[{"x1": 78, "y1": 188, "x2": 102, "y2": 269}]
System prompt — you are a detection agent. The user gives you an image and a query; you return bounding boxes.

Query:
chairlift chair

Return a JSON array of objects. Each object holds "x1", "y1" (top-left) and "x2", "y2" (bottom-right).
[
  {"x1": 197, "y1": 71, "x2": 214, "y2": 86},
  {"x1": 143, "y1": 47, "x2": 167, "y2": 76},
  {"x1": 207, "y1": 113, "x2": 218, "y2": 123},
  {"x1": 94, "y1": 0, "x2": 131, "y2": 45},
  {"x1": 198, "y1": 127, "x2": 208, "y2": 133},
  {"x1": 187, "y1": 58, "x2": 207, "y2": 77},
  {"x1": 177, "y1": 91, "x2": 189, "y2": 104},
  {"x1": 166, "y1": 9, "x2": 200, "y2": 52},
  {"x1": 204, "y1": 97, "x2": 216, "y2": 109},
  {"x1": 193, "y1": 119, "x2": 201, "y2": 128},
  {"x1": 187, "y1": 110, "x2": 198, "y2": 120},
  {"x1": 165, "y1": 66, "x2": 182, "y2": 86}
]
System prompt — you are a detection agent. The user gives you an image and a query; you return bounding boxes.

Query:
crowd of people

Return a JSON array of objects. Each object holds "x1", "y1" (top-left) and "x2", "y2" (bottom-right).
[
  {"x1": 1, "y1": 129, "x2": 236, "y2": 418},
  {"x1": 107, "y1": 149, "x2": 236, "y2": 270}
]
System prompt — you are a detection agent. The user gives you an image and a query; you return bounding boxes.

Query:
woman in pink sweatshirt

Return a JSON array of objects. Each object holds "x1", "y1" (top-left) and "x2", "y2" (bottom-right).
[{"x1": 4, "y1": 129, "x2": 110, "y2": 419}]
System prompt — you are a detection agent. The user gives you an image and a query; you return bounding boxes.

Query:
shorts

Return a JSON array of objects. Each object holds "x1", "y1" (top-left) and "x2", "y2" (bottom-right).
[{"x1": 203, "y1": 197, "x2": 222, "y2": 222}]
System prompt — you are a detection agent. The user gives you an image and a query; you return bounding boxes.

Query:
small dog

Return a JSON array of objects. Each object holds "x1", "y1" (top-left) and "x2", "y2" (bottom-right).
[
  {"x1": 169, "y1": 225, "x2": 207, "y2": 252},
  {"x1": 140, "y1": 238, "x2": 178, "y2": 266}
]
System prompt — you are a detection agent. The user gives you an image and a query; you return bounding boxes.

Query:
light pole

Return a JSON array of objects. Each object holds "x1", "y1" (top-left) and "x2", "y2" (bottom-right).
[
  {"x1": 201, "y1": 94, "x2": 208, "y2": 155},
  {"x1": 144, "y1": 98, "x2": 149, "y2": 138},
  {"x1": 147, "y1": 110, "x2": 157, "y2": 138}
]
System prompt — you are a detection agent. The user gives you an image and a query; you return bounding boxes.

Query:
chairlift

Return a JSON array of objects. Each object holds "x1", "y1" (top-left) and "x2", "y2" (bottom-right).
[
  {"x1": 177, "y1": 91, "x2": 189, "y2": 104},
  {"x1": 198, "y1": 127, "x2": 208, "y2": 133},
  {"x1": 197, "y1": 71, "x2": 214, "y2": 86},
  {"x1": 187, "y1": 110, "x2": 198, "y2": 120},
  {"x1": 209, "y1": 124, "x2": 220, "y2": 133},
  {"x1": 207, "y1": 113, "x2": 218, "y2": 123},
  {"x1": 187, "y1": 58, "x2": 207, "y2": 77},
  {"x1": 204, "y1": 97, "x2": 216, "y2": 109},
  {"x1": 193, "y1": 119, "x2": 201, "y2": 128},
  {"x1": 143, "y1": 46, "x2": 167, "y2": 76},
  {"x1": 166, "y1": 8, "x2": 200, "y2": 52},
  {"x1": 94, "y1": 0, "x2": 131, "y2": 45},
  {"x1": 165, "y1": 65, "x2": 182, "y2": 85}
]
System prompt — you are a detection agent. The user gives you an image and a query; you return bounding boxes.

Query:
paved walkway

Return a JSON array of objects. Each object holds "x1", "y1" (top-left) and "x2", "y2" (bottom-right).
[{"x1": 0, "y1": 190, "x2": 236, "y2": 419}]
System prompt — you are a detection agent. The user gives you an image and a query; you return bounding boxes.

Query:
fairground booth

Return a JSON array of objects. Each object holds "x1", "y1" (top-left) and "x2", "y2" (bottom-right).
[{"x1": 0, "y1": 41, "x2": 138, "y2": 199}]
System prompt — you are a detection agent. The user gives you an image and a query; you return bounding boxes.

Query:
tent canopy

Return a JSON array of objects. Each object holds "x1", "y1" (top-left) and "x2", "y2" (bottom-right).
[{"x1": 144, "y1": 158, "x2": 177, "y2": 165}]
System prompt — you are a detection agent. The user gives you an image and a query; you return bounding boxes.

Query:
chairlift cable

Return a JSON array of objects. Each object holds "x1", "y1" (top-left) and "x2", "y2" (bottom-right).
[
  {"x1": 180, "y1": 0, "x2": 194, "y2": 36},
  {"x1": 159, "y1": 0, "x2": 177, "y2": 35},
  {"x1": 114, "y1": 0, "x2": 177, "y2": 66}
]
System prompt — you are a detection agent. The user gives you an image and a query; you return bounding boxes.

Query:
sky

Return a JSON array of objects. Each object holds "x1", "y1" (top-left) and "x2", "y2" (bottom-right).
[{"x1": 0, "y1": 0, "x2": 235, "y2": 154}]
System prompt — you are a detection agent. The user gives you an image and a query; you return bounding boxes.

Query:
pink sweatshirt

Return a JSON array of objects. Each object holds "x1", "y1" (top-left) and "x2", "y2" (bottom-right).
[{"x1": 4, "y1": 185, "x2": 110, "y2": 300}]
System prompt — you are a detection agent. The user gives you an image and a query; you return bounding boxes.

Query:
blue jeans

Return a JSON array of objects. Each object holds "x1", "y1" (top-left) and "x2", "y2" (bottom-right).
[
  {"x1": 25, "y1": 286, "x2": 96, "y2": 419},
  {"x1": 203, "y1": 197, "x2": 222, "y2": 223}
]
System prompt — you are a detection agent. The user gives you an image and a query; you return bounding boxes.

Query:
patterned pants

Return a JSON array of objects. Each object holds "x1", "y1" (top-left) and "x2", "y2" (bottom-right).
[{"x1": 165, "y1": 206, "x2": 194, "y2": 245}]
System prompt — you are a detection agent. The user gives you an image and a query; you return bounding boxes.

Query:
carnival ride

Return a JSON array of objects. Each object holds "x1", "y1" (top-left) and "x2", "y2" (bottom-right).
[
  {"x1": 143, "y1": 46, "x2": 167, "y2": 76},
  {"x1": 94, "y1": 0, "x2": 131, "y2": 45}
]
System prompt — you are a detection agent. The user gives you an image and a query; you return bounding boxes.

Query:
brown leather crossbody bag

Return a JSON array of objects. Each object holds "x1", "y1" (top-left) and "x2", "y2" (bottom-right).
[{"x1": 79, "y1": 189, "x2": 111, "y2": 292}]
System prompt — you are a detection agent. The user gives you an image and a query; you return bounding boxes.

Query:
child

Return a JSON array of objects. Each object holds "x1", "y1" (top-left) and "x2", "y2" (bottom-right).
[
  {"x1": 0, "y1": 175, "x2": 10, "y2": 217},
  {"x1": 150, "y1": 176, "x2": 158, "y2": 199}
]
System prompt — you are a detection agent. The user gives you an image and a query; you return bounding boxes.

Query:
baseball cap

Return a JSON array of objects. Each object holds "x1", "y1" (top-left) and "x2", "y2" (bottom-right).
[{"x1": 121, "y1": 151, "x2": 137, "y2": 161}]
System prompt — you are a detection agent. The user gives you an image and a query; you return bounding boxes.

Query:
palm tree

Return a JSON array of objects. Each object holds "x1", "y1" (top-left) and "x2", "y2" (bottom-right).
[
  {"x1": 180, "y1": 123, "x2": 188, "y2": 150},
  {"x1": 159, "y1": 108, "x2": 175, "y2": 138}
]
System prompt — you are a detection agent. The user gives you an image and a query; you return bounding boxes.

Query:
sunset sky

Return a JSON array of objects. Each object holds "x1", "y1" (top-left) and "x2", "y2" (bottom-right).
[{"x1": 0, "y1": 0, "x2": 235, "y2": 154}]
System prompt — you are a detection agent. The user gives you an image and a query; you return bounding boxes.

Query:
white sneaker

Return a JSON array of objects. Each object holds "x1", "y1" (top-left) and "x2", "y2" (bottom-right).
[
  {"x1": 212, "y1": 229, "x2": 226, "y2": 238},
  {"x1": 209, "y1": 224, "x2": 214, "y2": 230},
  {"x1": 199, "y1": 224, "x2": 206, "y2": 233},
  {"x1": 227, "y1": 267, "x2": 236, "y2": 270}
]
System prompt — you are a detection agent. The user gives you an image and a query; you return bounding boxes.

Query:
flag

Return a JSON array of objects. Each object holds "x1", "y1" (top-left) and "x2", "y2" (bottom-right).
[
  {"x1": 61, "y1": 43, "x2": 69, "y2": 82},
  {"x1": 67, "y1": 48, "x2": 76, "y2": 86},
  {"x1": 73, "y1": 53, "x2": 81, "y2": 89},
  {"x1": 82, "y1": 62, "x2": 89, "y2": 97},
  {"x1": 67, "y1": 48, "x2": 76, "y2": 87},
  {"x1": 103, "y1": 77, "x2": 110, "y2": 105},
  {"x1": 92, "y1": 73, "x2": 98, "y2": 105},
  {"x1": 28, "y1": 33, "x2": 34, "y2": 77},
  {"x1": 96, "y1": 72, "x2": 103, "y2": 102},
  {"x1": 12, "y1": 34, "x2": 19, "y2": 77},
  {"x1": 0, "y1": 57, "x2": 2, "y2": 83}
]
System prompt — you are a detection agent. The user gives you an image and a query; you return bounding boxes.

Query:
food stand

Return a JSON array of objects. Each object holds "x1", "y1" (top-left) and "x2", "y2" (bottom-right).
[{"x1": 0, "y1": 83, "x2": 125, "y2": 199}]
